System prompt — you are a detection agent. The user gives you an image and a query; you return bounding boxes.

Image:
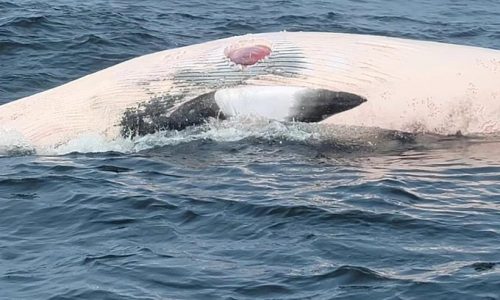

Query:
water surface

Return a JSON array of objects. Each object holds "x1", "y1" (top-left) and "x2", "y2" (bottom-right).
[{"x1": 1, "y1": 0, "x2": 500, "y2": 299}]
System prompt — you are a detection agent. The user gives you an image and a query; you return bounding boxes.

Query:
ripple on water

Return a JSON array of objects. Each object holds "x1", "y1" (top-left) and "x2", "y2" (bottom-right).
[{"x1": 1, "y1": 0, "x2": 500, "y2": 299}]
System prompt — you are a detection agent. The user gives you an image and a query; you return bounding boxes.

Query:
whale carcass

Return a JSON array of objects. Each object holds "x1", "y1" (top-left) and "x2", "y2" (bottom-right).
[{"x1": 0, "y1": 32, "x2": 499, "y2": 150}]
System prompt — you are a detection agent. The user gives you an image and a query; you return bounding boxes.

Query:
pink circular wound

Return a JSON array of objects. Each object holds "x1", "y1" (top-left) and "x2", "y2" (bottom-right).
[{"x1": 226, "y1": 45, "x2": 272, "y2": 66}]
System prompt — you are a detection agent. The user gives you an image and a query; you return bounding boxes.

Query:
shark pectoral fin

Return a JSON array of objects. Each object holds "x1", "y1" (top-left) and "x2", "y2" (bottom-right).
[
  {"x1": 120, "y1": 86, "x2": 366, "y2": 138},
  {"x1": 291, "y1": 89, "x2": 366, "y2": 122},
  {"x1": 120, "y1": 92, "x2": 225, "y2": 137},
  {"x1": 214, "y1": 86, "x2": 366, "y2": 123},
  {"x1": 167, "y1": 91, "x2": 225, "y2": 130}
]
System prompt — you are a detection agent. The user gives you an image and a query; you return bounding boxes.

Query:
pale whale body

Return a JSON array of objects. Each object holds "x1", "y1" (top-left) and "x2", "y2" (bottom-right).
[{"x1": 1, "y1": 32, "x2": 499, "y2": 151}]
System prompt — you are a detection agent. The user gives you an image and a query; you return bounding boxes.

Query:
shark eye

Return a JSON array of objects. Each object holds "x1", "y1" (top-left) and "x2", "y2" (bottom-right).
[{"x1": 225, "y1": 44, "x2": 271, "y2": 66}]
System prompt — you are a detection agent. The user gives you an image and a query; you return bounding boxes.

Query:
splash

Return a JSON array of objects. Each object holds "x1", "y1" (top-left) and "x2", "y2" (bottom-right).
[
  {"x1": 0, "y1": 117, "x2": 379, "y2": 156},
  {"x1": 2, "y1": 116, "x2": 494, "y2": 157},
  {"x1": 0, "y1": 129, "x2": 35, "y2": 156},
  {"x1": 44, "y1": 134, "x2": 136, "y2": 156}
]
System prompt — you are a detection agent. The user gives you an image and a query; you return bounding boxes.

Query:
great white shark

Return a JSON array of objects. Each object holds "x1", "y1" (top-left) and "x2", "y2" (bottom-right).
[{"x1": 0, "y1": 31, "x2": 499, "y2": 150}]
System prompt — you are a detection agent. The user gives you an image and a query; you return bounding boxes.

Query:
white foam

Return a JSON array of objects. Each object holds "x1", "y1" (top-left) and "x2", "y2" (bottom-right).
[
  {"x1": 45, "y1": 133, "x2": 136, "y2": 155},
  {"x1": 130, "y1": 116, "x2": 385, "y2": 151},
  {"x1": 131, "y1": 117, "x2": 295, "y2": 152},
  {"x1": 0, "y1": 129, "x2": 35, "y2": 156},
  {"x1": 0, "y1": 117, "x2": 412, "y2": 156}
]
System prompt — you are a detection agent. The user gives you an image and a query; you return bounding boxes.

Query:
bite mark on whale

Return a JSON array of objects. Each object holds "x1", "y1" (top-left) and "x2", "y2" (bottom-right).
[{"x1": 225, "y1": 43, "x2": 272, "y2": 66}]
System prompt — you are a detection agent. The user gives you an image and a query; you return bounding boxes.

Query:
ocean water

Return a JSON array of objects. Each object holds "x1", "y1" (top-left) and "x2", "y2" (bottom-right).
[{"x1": 1, "y1": 0, "x2": 500, "y2": 299}]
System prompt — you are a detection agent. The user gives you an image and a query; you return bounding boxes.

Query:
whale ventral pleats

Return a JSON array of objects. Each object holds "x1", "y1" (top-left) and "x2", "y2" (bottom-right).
[{"x1": 225, "y1": 40, "x2": 272, "y2": 66}]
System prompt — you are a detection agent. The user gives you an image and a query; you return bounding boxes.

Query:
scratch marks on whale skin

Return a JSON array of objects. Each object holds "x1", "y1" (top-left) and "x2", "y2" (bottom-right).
[
  {"x1": 401, "y1": 92, "x2": 493, "y2": 135},
  {"x1": 172, "y1": 38, "x2": 308, "y2": 91},
  {"x1": 475, "y1": 57, "x2": 500, "y2": 74}
]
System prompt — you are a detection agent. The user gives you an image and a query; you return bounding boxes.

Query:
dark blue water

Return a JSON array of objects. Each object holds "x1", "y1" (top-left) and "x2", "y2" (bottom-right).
[{"x1": 1, "y1": 1, "x2": 500, "y2": 299}]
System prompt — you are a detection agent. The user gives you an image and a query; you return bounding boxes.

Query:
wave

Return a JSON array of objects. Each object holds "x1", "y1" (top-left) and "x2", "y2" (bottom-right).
[
  {"x1": 284, "y1": 265, "x2": 399, "y2": 286},
  {"x1": 0, "y1": 118, "x2": 411, "y2": 156},
  {"x1": 2, "y1": 116, "x2": 499, "y2": 157},
  {"x1": 0, "y1": 1, "x2": 18, "y2": 9},
  {"x1": 0, "y1": 129, "x2": 36, "y2": 156},
  {"x1": 0, "y1": 15, "x2": 53, "y2": 28}
]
